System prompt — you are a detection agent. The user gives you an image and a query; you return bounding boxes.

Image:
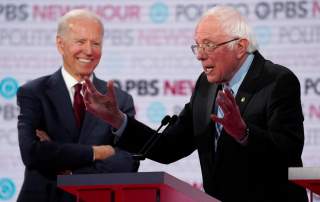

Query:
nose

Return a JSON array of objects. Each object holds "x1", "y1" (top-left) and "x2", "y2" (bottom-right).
[
  {"x1": 84, "y1": 42, "x2": 93, "y2": 55},
  {"x1": 196, "y1": 49, "x2": 207, "y2": 61}
]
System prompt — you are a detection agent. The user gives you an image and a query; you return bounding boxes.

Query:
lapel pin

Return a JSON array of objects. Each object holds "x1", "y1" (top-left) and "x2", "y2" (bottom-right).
[{"x1": 241, "y1": 97, "x2": 246, "y2": 102}]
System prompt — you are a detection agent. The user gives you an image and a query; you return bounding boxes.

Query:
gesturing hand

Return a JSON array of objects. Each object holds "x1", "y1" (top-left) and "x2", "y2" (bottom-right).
[
  {"x1": 210, "y1": 88, "x2": 247, "y2": 141},
  {"x1": 83, "y1": 78, "x2": 125, "y2": 129}
]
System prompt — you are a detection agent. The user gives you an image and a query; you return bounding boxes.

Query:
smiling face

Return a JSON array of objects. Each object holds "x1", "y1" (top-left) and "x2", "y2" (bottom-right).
[
  {"x1": 194, "y1": 16, "x2": 248, "y2": 84},
  {"x1": 56, "y1": 17, "x2": 103, "y2": 81}
]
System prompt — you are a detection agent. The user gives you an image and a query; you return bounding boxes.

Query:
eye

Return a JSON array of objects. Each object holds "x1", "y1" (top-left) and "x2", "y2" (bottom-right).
[
  {"x1": 76, "y1": 40, "x2": 85, "y2": 45},
  {"x1": 205, "y1": 43, "x2": 216, "y2": 50},
  {"x1": 92, "y1": 42, "x2": 101, "y2": 47}
]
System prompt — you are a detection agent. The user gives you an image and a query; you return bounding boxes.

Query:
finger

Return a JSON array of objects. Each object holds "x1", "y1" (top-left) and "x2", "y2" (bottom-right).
[
  {"x1": 83, "y1": 88, "x2": 92, "y2": 105},
  {"x1": 36, "y1": 130, "x2": 50, "y2": 141},
  {"x1": 210, "y1": 114, "x2": 224, "y2": 125},
  {"x1": 36, "y1": 129, "x2": 44, "y2": 137},
  {"x1": 224, "y1": 88, "x2": 237, "y2": 106},
  {"x1": 36, "y1": 132, "x2": 42, "y2": 139},
  {"x1": 107, "y1": 81, "x2": 117, "y2": 102},
  {"x1": 37, "y1": 129, "x2": 47, "y2": 136},
  {"x1": 84, "y1": 78, "x2": 97, "y2": 94},
  {"x1": 217, "y1": 92, "x2": 233, "y2": 112},
  {"x1": 84, "y1": 101, "x2": 96, "y2": 114}
]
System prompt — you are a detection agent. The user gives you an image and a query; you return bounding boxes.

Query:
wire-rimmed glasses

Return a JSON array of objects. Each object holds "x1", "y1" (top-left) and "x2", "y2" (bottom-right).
[{"x1": 191, "y1": 38, "x2": 240, "y2": 55}]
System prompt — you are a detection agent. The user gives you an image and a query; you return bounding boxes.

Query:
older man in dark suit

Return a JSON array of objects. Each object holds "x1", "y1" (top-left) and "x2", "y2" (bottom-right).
[
  {"x1": 16, "y1": 9, "x2": 137, "y2": 202},
  {"x1": 82, "y1": 6, "x2": 308, "y2": 202}
]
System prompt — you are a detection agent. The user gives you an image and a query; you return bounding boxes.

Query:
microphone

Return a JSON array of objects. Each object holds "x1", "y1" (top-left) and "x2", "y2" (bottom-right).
[
  {"x1": 169, "y1": 115, "x2": 178, "y2": 125},
  {"x1": 132, "y1": 115, "x2": 177, "y2": 160}
]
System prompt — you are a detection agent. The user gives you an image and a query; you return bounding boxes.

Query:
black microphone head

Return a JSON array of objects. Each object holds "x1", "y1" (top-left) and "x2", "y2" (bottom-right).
[
  {"x1": 161, "y1": 115, "x2": 171, "y2": 126},
  {"x1": 169, "y1": 115, "x2": 178, "y2": 125},
  {"x1": 131, "y1": 153, "x2": 146, "y2": 161}
]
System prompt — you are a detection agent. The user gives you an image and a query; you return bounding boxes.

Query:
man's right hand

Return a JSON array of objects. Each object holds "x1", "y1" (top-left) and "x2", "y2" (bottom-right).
[
  {"x1": 83, "y1": 78, "x2": 125, "y2": 129},
  {"x1": 92, "y1": 145, "x2": 115, "y2": 161},
  {"x1": 36, "y1": 129, "x2": 51, "y2": 141}
]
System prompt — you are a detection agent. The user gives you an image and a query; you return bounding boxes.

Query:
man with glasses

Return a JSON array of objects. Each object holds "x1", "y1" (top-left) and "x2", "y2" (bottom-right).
[{"x1": 83, "y1": 5, "x2": 308, "y2": 202}]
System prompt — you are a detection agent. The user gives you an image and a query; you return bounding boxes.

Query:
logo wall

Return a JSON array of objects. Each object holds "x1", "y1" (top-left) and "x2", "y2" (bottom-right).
[{"x1": 0, "y1": 0, "x2": 319, "y2": 201}]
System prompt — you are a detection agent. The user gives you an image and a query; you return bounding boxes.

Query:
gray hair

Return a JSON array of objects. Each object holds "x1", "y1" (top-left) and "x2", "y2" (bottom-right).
[
  {"x1": 57, "y1": 9, "x2": 104, "y2": 38},
  {"x1": 200, "y1": 5, "x2": 258, "y2": 52}
]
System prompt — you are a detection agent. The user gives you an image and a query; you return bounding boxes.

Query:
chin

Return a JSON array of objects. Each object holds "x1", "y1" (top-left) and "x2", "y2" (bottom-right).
[
  {"x1": 206, "y1": 75, "x2": 218, "y2": 84},
  {"x1": 79, "y1": 67, "x2": 95, "y2": 74}
]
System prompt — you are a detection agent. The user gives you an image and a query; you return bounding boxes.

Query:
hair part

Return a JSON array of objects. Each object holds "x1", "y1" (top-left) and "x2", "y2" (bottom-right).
[
  {"x1": 57, "y1": 9, "x2": 104, "y2": 38},
  {"x1": 200, "y1": 5, "x2": 258, "y2": 53}
]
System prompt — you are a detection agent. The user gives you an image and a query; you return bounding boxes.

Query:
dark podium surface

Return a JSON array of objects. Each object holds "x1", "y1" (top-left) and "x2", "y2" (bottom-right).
[{"x1": 58, "y1": 172, "x2": 220, "y2": 202}]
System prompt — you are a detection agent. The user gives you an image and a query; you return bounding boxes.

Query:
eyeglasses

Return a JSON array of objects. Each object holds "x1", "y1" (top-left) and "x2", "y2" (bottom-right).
[{"x1": 191, "y1": 38, "x2": 240, "y2": 55}]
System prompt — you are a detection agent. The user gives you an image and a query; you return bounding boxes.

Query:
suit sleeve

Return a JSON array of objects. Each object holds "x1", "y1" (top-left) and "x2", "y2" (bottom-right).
[
  {"x1": 17, "y1": 85, "x2": 94, "y2": 172},
  {"x1": 117, "y1": 90, "x2": 136, "y2": 118},
  {"x1": 247, "y1": 70, "x2": 304, "y2": 166},
  {"x1": 117, "y1": 102, "x2": 196, "y2": 164}
]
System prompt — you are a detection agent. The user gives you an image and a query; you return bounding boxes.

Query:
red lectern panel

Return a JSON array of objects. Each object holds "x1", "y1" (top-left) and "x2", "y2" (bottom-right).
[
  {"x1": 57, "y1": 172, "x2": 220, "y2": 202},
  {"x1": 289, "y1": 167, "x2": 320, "y2": 195}
]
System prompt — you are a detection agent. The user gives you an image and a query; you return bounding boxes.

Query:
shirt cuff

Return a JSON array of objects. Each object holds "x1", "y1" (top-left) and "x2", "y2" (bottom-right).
[{"x1": 112, "y1": 114, "x2": 128, "y2": 137}]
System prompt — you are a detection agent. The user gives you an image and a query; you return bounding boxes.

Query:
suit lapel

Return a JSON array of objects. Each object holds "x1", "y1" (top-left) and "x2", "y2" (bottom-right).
[
  {"x1": 192, "y1": 74, "x2": 220, "y2": 162},
  {"x1": 235, "y1": 51, "x2": 265, "y2": 115},
  {"x1": 79, "y1": 76, "x2": 107, "y2": 143},
  {"x1": 45, "y1": 69, "x2": 79, "y2": 139},
  {"x1": 193, "y1": 74, "x2": 219, "y2": 137}
]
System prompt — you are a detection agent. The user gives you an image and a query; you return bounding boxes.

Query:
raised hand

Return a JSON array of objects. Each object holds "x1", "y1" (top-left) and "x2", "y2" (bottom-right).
[
  {"x1": 210, "y1": 88, "x2": 247, "y2": 141},
  {"x1": 83, "y1": 78, "x2": 125, "y2": 129}
]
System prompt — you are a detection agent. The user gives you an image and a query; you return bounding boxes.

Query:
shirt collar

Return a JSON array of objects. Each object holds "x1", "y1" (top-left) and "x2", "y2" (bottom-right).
[
  {"x1": 61, "y1": 66, "x2": 93, "y2": 90},
  {"x1": 225, "y1": 53, "x2": 254, "y2": 95}
]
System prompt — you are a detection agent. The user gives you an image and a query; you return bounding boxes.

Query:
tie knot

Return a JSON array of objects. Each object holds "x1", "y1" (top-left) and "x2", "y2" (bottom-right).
[
  {"x1": 74, "y1": 83, "x2": 82, "y2": 93},
  {"x1": 223, "y1": 83, "x2": 234, "y2": 95}
]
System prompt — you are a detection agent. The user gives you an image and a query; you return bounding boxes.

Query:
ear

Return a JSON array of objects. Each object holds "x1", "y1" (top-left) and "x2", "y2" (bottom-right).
[
  {"x1": 236, "y1": 38, "x2": 249, "y2": 59},
  {"x1": 56, "y1": 35, "x2": 64, "y2": 55}
]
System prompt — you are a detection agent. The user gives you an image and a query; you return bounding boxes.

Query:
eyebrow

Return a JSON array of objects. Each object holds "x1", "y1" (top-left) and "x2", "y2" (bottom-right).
[{"x1": 196, "y1": 39, "x2": 217, "y2": 45}]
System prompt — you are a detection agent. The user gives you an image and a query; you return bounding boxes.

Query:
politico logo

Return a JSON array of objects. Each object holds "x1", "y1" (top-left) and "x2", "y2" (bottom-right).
[
  {"x1": 0, "y1": 77, "x2": 19, "y2": 100},
  {"x1": 304, "y1": 78, "x2": 320, "y2": 95},
  {"x1": 149, "y1": 2, "x2": 169, "y2": 23},
  {"x1": 0, "y1": 178, "x2": 16, "y2": 200},
  {"x1": 253, "y1": 25, "x2": 273, "y2": 46}
]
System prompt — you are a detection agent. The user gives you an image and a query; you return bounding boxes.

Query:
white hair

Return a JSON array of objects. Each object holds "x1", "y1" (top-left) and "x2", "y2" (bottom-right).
[
  {"x1": 200, "y1": 5, "x2": 258, "y2": 52},
  {"x1": 57, "y1": 9, "x2": 104, "y2": 37}
]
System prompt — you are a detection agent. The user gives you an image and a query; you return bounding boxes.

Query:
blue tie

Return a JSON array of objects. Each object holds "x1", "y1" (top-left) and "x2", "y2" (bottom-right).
[
  {"x1": 214, "y1": 85, "x2": 223, "y2": 150},
  {"x1": 214, "y1": 84, "x2": 234, "y2": 150}
]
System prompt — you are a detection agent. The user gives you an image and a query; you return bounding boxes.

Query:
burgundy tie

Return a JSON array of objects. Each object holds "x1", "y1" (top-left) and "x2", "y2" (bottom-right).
[{"x1": 73, "y1": 83, "x2": 85, "y2": 128}]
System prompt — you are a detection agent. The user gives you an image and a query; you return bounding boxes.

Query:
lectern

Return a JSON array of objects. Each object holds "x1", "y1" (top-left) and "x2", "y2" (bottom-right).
[
  {"x1": 289, "y1": 167, "x2": 320, "y2": 202},
  {"x1": 57, "y1": 172, "x2": 220, "y2": 202}
]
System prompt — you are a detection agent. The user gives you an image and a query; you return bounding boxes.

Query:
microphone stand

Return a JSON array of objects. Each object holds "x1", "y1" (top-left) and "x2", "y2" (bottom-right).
[{"x1": 132, "y1": 115, "x2": 178, "y2": 160}]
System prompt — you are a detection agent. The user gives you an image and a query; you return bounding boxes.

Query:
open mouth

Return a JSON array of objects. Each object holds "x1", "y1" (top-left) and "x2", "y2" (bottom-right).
[
  {"x1": 204, "y1": 66, "x2": 214, "y2": 74},
  {"x1": 78, "y1": 58, "x2": 92, "y2": 63}
]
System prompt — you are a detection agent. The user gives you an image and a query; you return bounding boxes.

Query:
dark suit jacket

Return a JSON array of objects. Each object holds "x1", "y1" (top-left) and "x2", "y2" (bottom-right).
[
  {"x1": 17, "y1": 69, "x2": 138, "y2": 202},
  {"x1": 118, "y1": 52, "x2": 308, "y2": 202}
]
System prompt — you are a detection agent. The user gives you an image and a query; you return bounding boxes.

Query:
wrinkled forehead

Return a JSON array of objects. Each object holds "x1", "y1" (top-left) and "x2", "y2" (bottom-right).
[
  {"x1": 64, "y1": 18, "x2": 103, "y2": 38},
  {"x1": 194, "y1": 17, "x2": 227, "y2": 43},
  {"x1": 67, "y1": 17, "x2": 102, "y2": 29}
]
